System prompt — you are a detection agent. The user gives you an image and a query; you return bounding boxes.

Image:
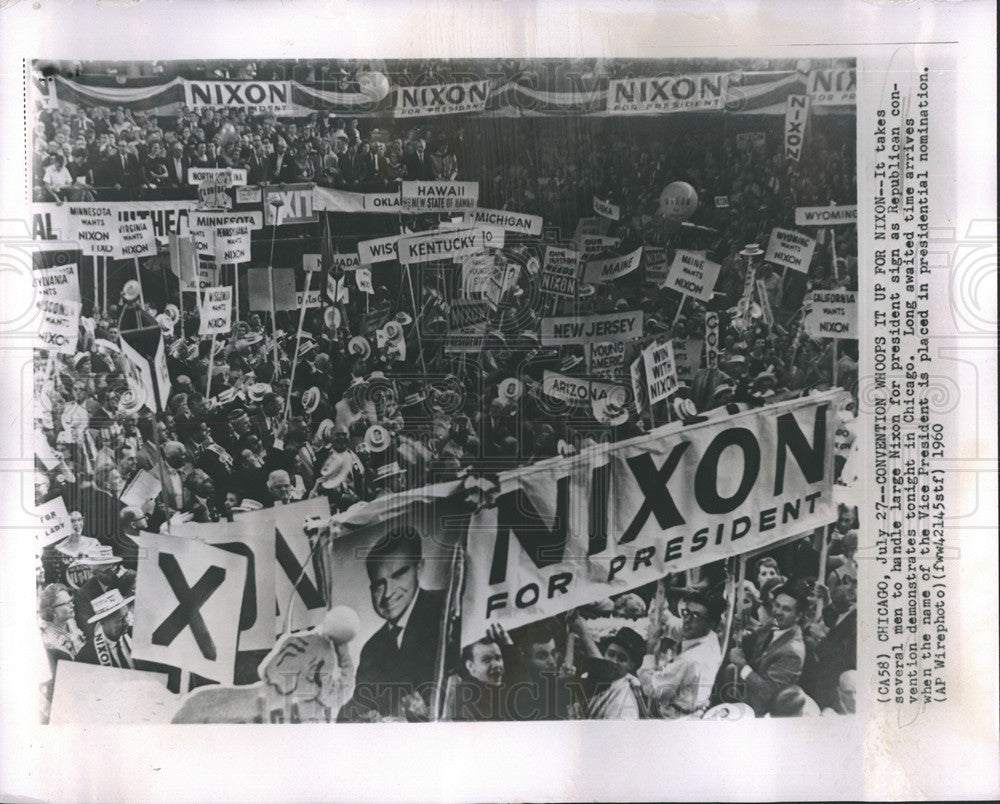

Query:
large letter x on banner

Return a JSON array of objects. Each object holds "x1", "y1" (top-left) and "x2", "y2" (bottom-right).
[{"x1": 132, "y1": 531, "x2": 247, "y2": 683}]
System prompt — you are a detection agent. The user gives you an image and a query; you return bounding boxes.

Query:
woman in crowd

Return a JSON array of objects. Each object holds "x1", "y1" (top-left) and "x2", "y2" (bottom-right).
[{"x1": 39, "y1": 583, "x2": 85, "y2": 665}]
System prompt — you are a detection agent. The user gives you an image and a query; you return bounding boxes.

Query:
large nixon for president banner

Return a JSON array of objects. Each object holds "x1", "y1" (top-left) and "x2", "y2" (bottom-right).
[{"x1": 461, "y1": 391, "x2": 845, "y2": 644}]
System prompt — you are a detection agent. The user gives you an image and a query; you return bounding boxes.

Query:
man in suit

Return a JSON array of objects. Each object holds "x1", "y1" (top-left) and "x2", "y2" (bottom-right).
[
  {"x1": 267, "y1": 139, "x2": 299, "y2": 183},
  {"x1": 159, "y1": 440, "x2": 194, "y2": 513},
  {"x1": 726, "y1": 582, "x2": 807, "y2": 717},
  {"x1": 73, "y1": 549, "x2": 124, "y2": 638},
  {"x1": 243, "y1": 143, "x2": 268, "y2": 186},
  {"x1": 338, "y1": 527, "x2": 449, "y2": 722},
  {"x1": 98, "y1": 141, "x2": 142, "y2": 200},
  {"x1": 403, "y1": 138, "x2": 435, "y2": 181},
  {"x1": 118, "y1": 414, "x2": 162, "y2": 473},
  {"x1": 81, "y1": 465, "x2": 125, "y2": 549},
  {"x1": 183, "y1": 469, "x2": 222, "y2": 523},
  {"x1": 75, "y1": 588, "x2": 134, "y2": 668},
  {"x1": 452, "y1": 636, "x2": 513, "y2": 721},
  {"x1": 164, "y1": 141, "x2": 190, "y2": 194},
  {"x1": 800, "y1": 576, "x2": 857, "y2": 711},
  {"x1": 354, "y1": 141, "x2": 394, "y2": 190}
]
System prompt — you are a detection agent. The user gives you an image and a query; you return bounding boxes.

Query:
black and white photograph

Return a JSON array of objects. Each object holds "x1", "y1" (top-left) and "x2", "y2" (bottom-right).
[
  {"x1": 25, "y1": 54, "x2": 861, "y2": 725},
  {"x1": 0, "y1": 3, "x2": 995, "y2": 802}
]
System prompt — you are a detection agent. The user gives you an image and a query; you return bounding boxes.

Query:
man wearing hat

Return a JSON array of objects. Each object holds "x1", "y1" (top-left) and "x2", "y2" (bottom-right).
[
  {"x1": 167, "y1": 336, "x2": 192, "y2": 378},
  {"x1": 569, "y1": 612, "x2": 647, "y2": 719},
  {"x1": 117, "y1": 414, "x2": 158, "y2": 472},
  {"x1": 300, "y1": 386, "x2": 332, "y2": 426},
  {"x1": 72, "y1": 547, "x2": 123, "y2": 638},
  {"x1": 313, "y1": 423, "x2": 366, "y2": 510},
  {"x1": 691, "y1": 353, "x2": 734, "y2": 412},
  {"x1": 290, "y1": 335, "x2": 320, "y2": 391},
  {"x1": 749, "y1": 366, "x2": 780, "y2": 405},
  {"x1": 309, "y1": 353, "x2": 333, "y2": 398},
  {"x1": 231, "y1": 446, "x2": 270, "y2": 507},
  {"x1": 248, "y1": 391, "x2": 283, "y2": 448},
  {"x1": 60, "y1": 380, "x2": 92, "y2": 444},
  {"x1": 75, "y1": 588, "x2": 135, "y2": 669},
  {"x1": 638, "y1": 588, "x2": 726, "y2": 718},
  {"x1": 722, "y1": 351, "x2": 754, "y2": 402}
]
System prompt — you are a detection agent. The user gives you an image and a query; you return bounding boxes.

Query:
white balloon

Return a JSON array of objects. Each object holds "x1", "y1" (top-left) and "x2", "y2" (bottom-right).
[
  {"x1": 357, "y1": 71, "x2": 391, "y2": 102},
  {"x1": 659, "y1": 181, "x2": 699, "y2": 221},
  {"x1": 321, "y1": 605, "x2": 360, "y2": 644}
]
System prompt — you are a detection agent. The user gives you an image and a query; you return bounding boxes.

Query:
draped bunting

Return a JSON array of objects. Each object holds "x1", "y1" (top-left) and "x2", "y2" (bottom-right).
[{"x1": 36, "y1": 69, "x2": 854, "y2": 118}]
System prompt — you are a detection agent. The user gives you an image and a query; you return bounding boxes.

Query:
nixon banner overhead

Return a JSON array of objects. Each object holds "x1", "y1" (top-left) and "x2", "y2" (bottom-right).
[
  {"x1": 40, "y1": 69, "x2": 856, "y2": 119},
  {"x1": 184, "y1": 79, "x2": 294, "y2": 113},
  {"x1": 461, "y1": 391, "x2": 845, "y2": 643},
  {"x1": 394, "y1": 79, "x2": 491, "y2": 117},
  {"x1": 607, "y1": 73, "x2": 730, "y2": 113}
]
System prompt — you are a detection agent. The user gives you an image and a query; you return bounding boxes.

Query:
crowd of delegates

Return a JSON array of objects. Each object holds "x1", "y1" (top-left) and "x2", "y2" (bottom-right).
[
  {"x1": 33, "y1": 76, "x2": 858, "y2": 720},
  {"x1": 32, "y1": 99, "x2": 474, "y2": 203}
]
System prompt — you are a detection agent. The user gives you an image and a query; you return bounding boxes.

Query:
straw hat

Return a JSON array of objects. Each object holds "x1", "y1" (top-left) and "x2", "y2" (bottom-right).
[
  {"x1": 87, "y1": 588, "x2": 133, "y2": 624},
  {"x1": 364, "y1": 424, "x2": 391, "y2": 454},
  {"x1": 302, "y1": 387, "x2": 321, "y2": 415}
]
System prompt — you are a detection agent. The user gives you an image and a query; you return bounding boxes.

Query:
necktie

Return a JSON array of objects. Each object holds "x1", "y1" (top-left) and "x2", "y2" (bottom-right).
[
  {"x1": 169, "y1": 469, "x2": 183, "y2": 506},
  {"x1": 758, "y1": 628, "x2": 775, "y2": 655},
  {"x1": 388, "y1": 623, "x2": 402, "y2": 648},
  {"x1": 118, "y1": 638, "x2": 133, "y2": 669}
]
